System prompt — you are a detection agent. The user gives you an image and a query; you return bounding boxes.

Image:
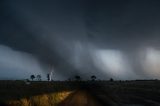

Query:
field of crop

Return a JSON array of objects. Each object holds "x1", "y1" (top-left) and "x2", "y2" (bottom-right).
[
  {"x1": 0, "y1": 80, "x2": 160, "y2": 106},
  {"x1": 88, "y1": 80, "x2": 160, "y2": 105},
  {"x1": 0, "y1": 80, "x2": 76, "y2": 106}
]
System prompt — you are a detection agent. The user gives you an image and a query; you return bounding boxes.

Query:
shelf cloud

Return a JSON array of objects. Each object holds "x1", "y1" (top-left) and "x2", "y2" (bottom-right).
[{"x1": 1, "y1": 0, "x2": 160, "y2": 80}]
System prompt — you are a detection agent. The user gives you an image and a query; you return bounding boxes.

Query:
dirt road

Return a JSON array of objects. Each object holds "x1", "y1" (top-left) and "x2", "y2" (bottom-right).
[{"x1": 58, "y1": 90, "x2": 103, "y2": 106}]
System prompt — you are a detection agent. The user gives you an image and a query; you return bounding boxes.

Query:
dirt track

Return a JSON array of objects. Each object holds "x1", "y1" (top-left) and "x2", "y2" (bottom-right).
[{"x1": 58, "y1": 90, "x2": 103, "y2": 106}]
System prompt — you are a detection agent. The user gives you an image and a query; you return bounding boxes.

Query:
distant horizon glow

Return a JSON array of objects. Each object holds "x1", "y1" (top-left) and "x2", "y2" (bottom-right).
[
  {"x1": 0, "y1": 45, "x2": 46, "y2": 80},
  {"x1": 141, "y1": 47, "x2": 160, "y2": 78},
  {"x1": 92, "y1": 49, "x2": 136, "y2": 80}
]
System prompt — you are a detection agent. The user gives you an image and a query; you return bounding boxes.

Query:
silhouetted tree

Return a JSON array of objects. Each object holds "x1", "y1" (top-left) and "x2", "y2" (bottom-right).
[
  {"x1": 110, "y1": 78, "x2": 114, "y2": 82},
  {"x1": 91, "y1": 75, "x2": 97, "y2": 81},
  {"x1": 30, "y1": 75, "x2": 35, "y2": 81},
  {"x1": 75, "y1": 75, "x2": 81, "y2": 81},
  {"x1": 37, "y1": 75, "x2": 41, "y2": 81},
  {"x1": 47, "y1": 74, "x2": 50, "y2": 81}
]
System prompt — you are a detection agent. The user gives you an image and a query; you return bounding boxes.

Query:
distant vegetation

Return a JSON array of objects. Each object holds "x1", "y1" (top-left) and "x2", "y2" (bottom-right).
[
  {"x1": 91, "y1": 75, "x2": 97, "y2": 81},
  {"x1": 1, "y1": 78, "x2": 160, "y2": 106},
  {"x1": 0, "y1": 73, "x2": 102, "y2": 106},
  {"x1": 30, "y1": 75, "x2": 35, "y2": 81},
  {"x1": 36, "y1": 75, "x2": 41, "y2": 81},
  {"x1": 29, "y1": 74, "x2": 99, "y2": 82}
]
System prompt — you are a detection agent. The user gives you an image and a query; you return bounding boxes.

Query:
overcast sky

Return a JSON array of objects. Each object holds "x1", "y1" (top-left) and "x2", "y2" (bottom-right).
[{"x1": 1, "y1": 0, "x2": 160, "y2": 80}]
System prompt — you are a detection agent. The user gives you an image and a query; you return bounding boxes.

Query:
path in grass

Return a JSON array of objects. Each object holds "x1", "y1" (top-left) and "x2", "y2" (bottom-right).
[{"x1": 58, "y1": 90, "x2": 103, "y2": 106}]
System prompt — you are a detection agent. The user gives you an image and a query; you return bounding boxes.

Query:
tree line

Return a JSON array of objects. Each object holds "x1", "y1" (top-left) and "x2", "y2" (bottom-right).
[
  {"x1": 29, "y1": 74, "x2": 114, "y2": 82},
  {"x1": 29, "y1": 74, "x2": 99, "y2": 81}
]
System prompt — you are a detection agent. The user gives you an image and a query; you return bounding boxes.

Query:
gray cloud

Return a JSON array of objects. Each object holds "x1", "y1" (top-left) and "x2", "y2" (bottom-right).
[
  {"x1": 1, "y1": 0, "x2": 160, "y2": 80},
  {"x1": 0, "y1": 45, "x2": 46, "y2": 80}
]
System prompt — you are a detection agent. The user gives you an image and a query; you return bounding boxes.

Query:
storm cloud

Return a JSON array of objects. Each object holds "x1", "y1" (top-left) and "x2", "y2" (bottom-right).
[{"x1": 1, "y1": 0, "x2": 160, "y2": 80}]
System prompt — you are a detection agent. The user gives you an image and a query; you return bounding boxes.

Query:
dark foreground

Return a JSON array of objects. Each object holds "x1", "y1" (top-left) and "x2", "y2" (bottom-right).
[
  {"x1": 58, "y1": 90, "x2": 102, "y2": 106},
  {"x1": 0, "y1": 80, "x2": 160, "y2": 106}
]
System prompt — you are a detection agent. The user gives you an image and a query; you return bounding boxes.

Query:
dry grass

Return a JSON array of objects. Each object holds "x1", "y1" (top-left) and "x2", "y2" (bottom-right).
[{"x1": 6, "y1": 91, "x2": 73, "y2": 106}]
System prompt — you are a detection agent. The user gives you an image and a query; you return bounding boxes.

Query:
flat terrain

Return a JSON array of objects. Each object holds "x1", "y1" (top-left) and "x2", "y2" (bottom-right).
[
  {"x1": 58, "y1": 90, "x2": 102, "y2": 106},
  {"x1": 1, "y1": 80, "x2": 160, "y2": 106}
]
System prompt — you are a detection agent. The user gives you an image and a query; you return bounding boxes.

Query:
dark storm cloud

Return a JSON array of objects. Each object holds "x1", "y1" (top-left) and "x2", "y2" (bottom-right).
[
  {"x1": 0, "y1": 0, "x2": 87, "y2": 79},
  {"x1": 85, "y1": 0, "x2": 160, "y2": 48},
  {"x1": 1, "y1": 0, "x2": 160, "y2": 80}
]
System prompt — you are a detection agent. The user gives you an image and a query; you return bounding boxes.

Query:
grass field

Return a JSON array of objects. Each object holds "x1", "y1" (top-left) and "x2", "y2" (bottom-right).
[{"x1": 0, "y1": 80, "x2": 160, "y2": 106}]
